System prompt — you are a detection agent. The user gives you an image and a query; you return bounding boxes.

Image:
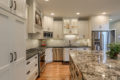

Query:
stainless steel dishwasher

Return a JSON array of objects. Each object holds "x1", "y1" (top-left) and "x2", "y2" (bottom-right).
[{"x1": 53, "y1": 48, "x2": 63, "y2": 62}]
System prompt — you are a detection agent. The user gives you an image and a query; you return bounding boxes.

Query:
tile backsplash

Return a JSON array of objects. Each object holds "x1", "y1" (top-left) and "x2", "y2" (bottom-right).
[{"x1": 26, "y1": 39, "x2": 40, "y2": 50}]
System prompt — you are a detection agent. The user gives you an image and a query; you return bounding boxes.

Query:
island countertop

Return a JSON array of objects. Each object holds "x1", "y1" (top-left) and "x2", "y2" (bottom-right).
[{"x1": 70, "y1": 50, "x2": 120, "y2": 80}]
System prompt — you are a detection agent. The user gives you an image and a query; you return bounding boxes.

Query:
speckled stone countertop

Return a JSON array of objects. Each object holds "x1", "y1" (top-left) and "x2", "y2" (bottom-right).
[{"x1": 70, "y1": 50, "x2": 120, "y2": 80}]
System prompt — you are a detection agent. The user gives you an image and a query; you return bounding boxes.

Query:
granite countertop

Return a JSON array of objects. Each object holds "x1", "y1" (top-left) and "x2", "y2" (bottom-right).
[
  {"x1": 26, "y1": 48, "x2": 39, "y2": 60},
  {"x1": 47, "y1": 46, "x2": 91, "y2": 48},
  {"x1": 70, "y1": 50, "x2": 120, "y2": 80}
]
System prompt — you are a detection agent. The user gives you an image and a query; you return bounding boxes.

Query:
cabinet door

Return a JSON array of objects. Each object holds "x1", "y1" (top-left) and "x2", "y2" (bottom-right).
[
  {"x1": 13, "y1": 16, "x2": 26, "y2": 60},
  {"x1": 78, "y1": 21, "x2": 89, "y2": 38},
  {"x1": 45, "y1": 48, "x2": 53, "y2": 63},
  {"x1": 0, "y1": 8, "x2": 13, "y2": 80},
  {"x1": 53, "y1": 21, "x2": 63, "y2": 39},
  {"x1": 0, "y1": 0, "x2": 11, "y2": 10},
  {"x1": 43, "y1": 16, "x2": 53, "y2": 31},
  {"x1": 12, "y1": 16, "x2": 26, "y2": 80},
  {"x1": 13, "y1": 0, "x2": 26, "y2": 18},
  {"x1": 13, "y1": 59, "x2": 26, "y2": 80},
  {"x1": 63, "y1": 48, "x2": 70, "y2": 61}
]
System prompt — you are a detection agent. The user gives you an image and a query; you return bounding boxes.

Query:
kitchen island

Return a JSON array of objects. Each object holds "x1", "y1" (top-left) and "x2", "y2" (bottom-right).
[{"x1": 69, "y1": 51, "x2": 120, "y2": 80}]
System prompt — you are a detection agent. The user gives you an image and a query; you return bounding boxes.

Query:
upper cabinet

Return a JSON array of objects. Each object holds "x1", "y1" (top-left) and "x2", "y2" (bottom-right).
[
  {"x1": 43, "y1": 16, "x2": 53, "y2": 32},
  {"x1": 0, "y1": 0, "x2": 26, "y2": 18},
  {"x1": 63, "y1": 18, "x2": 89, "y2": 39},
  {"x1": 53, "y1": 21, "x2": 63, "y2": 39},
  {"x1": 64, "y1": 19, "x2": 78, "y2": 35},
  {"x1": 78, "y1": 20, "x2": 89, "y2": 39},
  {"x1": 27, "y1": 0, "x2": 43, "y2": 33},
  {"x1": 13, "y1": 0, "x2": 26, "y2": 18}
]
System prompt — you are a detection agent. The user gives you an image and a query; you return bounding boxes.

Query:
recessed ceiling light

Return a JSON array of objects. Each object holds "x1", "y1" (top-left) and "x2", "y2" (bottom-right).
[
  {"x1": 51, "y1": 13, "x2": 55, "y2": 16},
  {"x1": 102, "y1": 12, "x2": 107, "y2": 15},
  {"x1": 76, "y1": 12, "x2": 80, "y2": 15},
  {"x1": 44, "y1": 0, "x2": 49, "y2": 2}
]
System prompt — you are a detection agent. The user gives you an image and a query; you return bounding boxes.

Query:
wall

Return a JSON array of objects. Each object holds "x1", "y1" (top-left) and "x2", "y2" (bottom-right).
[
  {"x1": 89, "y1": 15, "x2": 109, "y2": 30},
  {"x1": 46, "y1": 38, "x2": 91, "y2": 47},
  {"x1": 26, "y1": 39, "x2": 40, "y2": 50},
  {"x1": 47, "y1": 39, "x2": 66, "y2": 47},
  {"x1": 110, "y1": 20, "x2": 120, "y2": 42}
]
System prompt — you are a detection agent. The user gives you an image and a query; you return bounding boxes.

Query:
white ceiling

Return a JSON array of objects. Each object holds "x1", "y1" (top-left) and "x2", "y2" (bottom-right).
[{"x1": 38, "y1": 0, "x2": 120, "y2": 20}]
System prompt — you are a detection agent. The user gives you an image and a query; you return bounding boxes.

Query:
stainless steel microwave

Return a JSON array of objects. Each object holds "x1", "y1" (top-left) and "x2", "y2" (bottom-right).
[{"x1": 43, "y1": 31, "x2": 53, "y2": 38}]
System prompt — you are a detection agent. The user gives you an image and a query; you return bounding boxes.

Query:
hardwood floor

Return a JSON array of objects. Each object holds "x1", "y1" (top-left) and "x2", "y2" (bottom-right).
[{"x1": 37, "y1": 62, "x2": 70, "y2": 80}]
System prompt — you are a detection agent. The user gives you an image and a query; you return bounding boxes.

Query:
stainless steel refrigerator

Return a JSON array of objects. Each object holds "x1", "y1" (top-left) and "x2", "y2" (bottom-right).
[{"x1": 92, "y1": 30, "x2": 116, "y2": 51}]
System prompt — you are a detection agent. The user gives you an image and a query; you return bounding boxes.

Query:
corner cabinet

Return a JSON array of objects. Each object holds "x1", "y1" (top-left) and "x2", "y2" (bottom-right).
[
  {"x1": 0, "y1": 8, "x2": 26, "y2": 80},
  {"x1": 53, "y1": 21, "x2": 64, "y2": 39}
]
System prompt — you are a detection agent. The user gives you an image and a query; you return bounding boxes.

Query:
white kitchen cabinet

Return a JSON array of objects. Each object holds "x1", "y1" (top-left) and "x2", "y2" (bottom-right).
[
  {"x1": 45, "y1": 48, "x2": 53, "y2": 63},
  {"x1": 43, "y1": 16, "x2": 53, "y2": 32},
  {"x1": 0, "y1": 0, "x2": 11, "y2": 10},
  {"x1": 63, "y1": 48, "x2": 77, "y2": 62},
  {"x1": 0, "y1": 8, "x2": 26, "y2": 80},
  {"x1": 78, "y1": 21, "x2": 89, "y2": 38},
  {"x1": 63, "y1": 48, "x2": 70, "y2": 62},
  {"x1": 53, "y1": 21, "x2": 63, "y2": 39},
  {"x1": 12, "y1": 15, "x2": 26, "y2": 80},
  {"x1": 63, "y1": 19, "x2": 78, "y2": 35},
  {"x1": 0, "y1": 8, "x2": 13, "y2": 80},
  {"x1": 13, "y1": 0, "x2": 26, "y2": 18},
  {"x1": 0, "y1": 0, "x2": 26, "y2": 18},
  {"x1": 26, "y1": 55, "x2": 38, "y2": 80}
]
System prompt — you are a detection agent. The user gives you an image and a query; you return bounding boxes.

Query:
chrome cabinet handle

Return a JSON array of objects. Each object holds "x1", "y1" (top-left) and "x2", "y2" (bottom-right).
[
  {"x1": 10, "y1": 0, "x2": 13, "y2": 8},
  {"x1": 14, "y1": 1, "x2": 16, "y2": 10},
  {"x1": 10, "y1": 53, "x2": 14, "y2": 63},
  {"x1": 14, "y1": 52, "x2": 17, "y2": 61}
]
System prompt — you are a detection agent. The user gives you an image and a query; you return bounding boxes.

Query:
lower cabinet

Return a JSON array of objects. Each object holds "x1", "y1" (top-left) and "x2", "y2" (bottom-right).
[
  {"x1": 69, "y1": 56, "x2": 83, "y2": 80},
  {"x1": 45, "y1": 48, "x2": 53, "y2": 63},
  {"x1": 26, "y1": 55, "x2": 38, "y2": 80},
  {"x1": 63, "y1": 48, "x2": 70, "y2": 62}
]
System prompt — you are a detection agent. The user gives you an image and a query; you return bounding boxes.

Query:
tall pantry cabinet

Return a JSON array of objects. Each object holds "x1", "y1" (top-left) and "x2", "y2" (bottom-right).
[{"x1": 0, "y1": 7, "x2": 26, "y2": 80}]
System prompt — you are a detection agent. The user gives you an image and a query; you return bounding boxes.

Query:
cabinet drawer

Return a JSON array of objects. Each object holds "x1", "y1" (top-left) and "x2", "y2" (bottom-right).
[
  {"x1": 27, "y1": 68, "x2": 38, "y2": 80},
  {"x1": 26, "y1": 55, "x2": 38, "y2": 78}
]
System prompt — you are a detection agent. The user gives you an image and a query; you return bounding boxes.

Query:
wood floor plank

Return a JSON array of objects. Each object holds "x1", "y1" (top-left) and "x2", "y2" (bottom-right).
[{"x1": 37, "y1": 62, "x2": 70, "y2": 80}]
